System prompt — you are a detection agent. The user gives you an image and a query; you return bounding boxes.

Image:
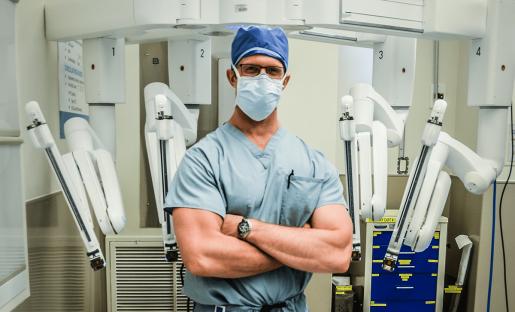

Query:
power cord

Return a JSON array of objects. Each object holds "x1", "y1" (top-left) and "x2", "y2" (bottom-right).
[
  {"x1": 487, "y1": 180, "x2": 497, "y2": 312},
  {"x1": 180, "y1": 262, "x2": 192, "y2": 312},
  {"x1": 499, "y1": 103, "x2": 513, "y2": 312}
]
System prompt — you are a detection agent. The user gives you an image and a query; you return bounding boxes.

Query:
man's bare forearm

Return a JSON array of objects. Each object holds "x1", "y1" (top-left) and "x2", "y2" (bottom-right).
[
  {"x1": 191, "y1": 233, "x2": 283, "y2": 278},
  {"x1": 245, "y1": 220, "x2": 351, "y2": 273},
  {"x1": 173, "y1": 208, "x2": 283, "y2": 279}
]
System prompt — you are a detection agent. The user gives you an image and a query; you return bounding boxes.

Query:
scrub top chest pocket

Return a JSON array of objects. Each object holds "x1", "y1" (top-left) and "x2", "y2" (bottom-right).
[{"x1": 280, "y1": 175, "x2": 323, "y2": 227}]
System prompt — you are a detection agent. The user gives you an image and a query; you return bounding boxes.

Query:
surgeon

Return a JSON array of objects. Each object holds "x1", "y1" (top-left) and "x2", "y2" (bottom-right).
[{"x1": 164, "y1": 25, "x2": 353, "y2": 312}]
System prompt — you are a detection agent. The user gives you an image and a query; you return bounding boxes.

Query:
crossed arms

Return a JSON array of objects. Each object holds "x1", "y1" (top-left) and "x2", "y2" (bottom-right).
[{"x1": 172, "y1": 203, "x2": 353, "y2": 278}]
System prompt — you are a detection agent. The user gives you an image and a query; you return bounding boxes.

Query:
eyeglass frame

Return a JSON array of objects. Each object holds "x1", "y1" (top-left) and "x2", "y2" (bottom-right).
[{"x1": 234, "y1": 64, "x2": 287, "y2": 79}]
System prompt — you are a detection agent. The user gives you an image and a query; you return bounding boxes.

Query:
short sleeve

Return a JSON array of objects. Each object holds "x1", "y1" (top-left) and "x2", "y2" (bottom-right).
[
  {"x1": 164, "y1": 148, "x2": 226, "y2": 219},
  {"x1": 316, "y1": 159, "x2": 347, "y2": 209}
]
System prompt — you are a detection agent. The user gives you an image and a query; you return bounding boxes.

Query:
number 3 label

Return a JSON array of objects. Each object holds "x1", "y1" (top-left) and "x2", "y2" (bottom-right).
[{"x1": 379, "y1": 51, "x2": 383, "y2": 59}]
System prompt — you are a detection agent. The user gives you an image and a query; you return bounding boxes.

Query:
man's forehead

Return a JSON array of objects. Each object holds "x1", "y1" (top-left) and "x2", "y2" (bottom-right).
[{"x1": 238, "y1": 54, "x2": 283, "y2": 66}]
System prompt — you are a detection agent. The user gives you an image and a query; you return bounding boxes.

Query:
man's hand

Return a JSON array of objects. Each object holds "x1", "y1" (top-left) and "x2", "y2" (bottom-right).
[
  {"x1": 244, "y1": 204, "x2": 353, "y2": 274},
  {"x1": 221, "y1": 214, "x2": 242, "y2": 238}
]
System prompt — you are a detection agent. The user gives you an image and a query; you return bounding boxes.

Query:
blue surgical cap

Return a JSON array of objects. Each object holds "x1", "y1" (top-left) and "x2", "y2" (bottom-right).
[{"x1": 231, "y1": 25, "x2": 289, "y2": 70}]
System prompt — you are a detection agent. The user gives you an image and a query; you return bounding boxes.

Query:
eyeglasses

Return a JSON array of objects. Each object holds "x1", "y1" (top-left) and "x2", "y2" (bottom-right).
[{"x1": 236, "y1": 64, "x2": 285, "y2": 79}]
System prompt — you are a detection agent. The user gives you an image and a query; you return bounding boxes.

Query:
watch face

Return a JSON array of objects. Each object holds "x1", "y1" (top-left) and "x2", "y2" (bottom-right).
[{"x1": 238, "y1": 222, "x2": 249, "y2": 234}]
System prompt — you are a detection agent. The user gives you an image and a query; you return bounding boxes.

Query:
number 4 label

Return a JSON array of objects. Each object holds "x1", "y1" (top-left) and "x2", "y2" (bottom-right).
[{"x1": 476, "y1": 47, "x2": 481, "y2": 56}]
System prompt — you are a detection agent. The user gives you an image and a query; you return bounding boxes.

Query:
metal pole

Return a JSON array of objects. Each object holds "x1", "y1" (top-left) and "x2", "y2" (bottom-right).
[{"x1": 434, "y1": 40, "x2": 439, "y2": 102}]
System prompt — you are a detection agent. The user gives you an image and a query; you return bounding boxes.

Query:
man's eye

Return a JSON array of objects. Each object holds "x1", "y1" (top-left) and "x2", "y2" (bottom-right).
[{"x1": 246, "y1": 66, "x2": 259, "y2": 71}]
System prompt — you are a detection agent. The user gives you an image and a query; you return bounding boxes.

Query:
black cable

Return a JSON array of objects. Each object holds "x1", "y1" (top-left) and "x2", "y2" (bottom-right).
[
  {"x1": 499, "y1": 103, "x2": 513, "y2": 312},
  {"x1": 180, "y1": 262, "x2": 185, "y2": 287},
  {"x1": 180, "y1": 262, "x2": 194, "y2": 312}
]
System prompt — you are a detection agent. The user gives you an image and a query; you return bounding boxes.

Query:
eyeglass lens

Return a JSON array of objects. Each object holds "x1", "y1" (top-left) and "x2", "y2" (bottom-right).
[{"x1": 239, "y1": 64, "x2": 285, "y2": 79}]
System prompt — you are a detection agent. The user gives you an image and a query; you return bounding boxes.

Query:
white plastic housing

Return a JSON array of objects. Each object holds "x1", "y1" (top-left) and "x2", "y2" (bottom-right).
[
  {"x1": 412, "y1": 171, "x2": 451, "y2": 253},
  {"x1": 438, "y1": 132, "x2": 496, "y2": 195},
  {"x1": 420, "y1": 100, "x2": 447, "y2": 147},
  {"x1": 45, "y1": 0, "x2": 181, "y2": 42},
  {"x1": 304, "y1": 0, "x2": 486, "y2": 40},
  {"x1": 350, "y1": 84, "x2": 405, "y2": 147},
  {"x1": 83, "y1": 38, "x2": 125, "y2": 104},
  {"x1": 89, "y1": 105, "x2": 116, "y2": 162},
  {"x1": 372, "y1": 36, "x2": 416, "y2": 108},
  {"x1": 468, "y1": 0, "x2": 515, "y2": 107},
  {"x1": 358, "y1": 132, "x2": 372, "y2": 219},
  {"x1": 423, "y1": 0, "x2": 487, "y2": 39},
  {"x1": 64, "y1": 117, "x2": 95, "y2": 156},
  {"x1": 168, "y1": 39, "x2": 211, "y2": 105},
  {"x1": 340, "y1": 95, "x2": 356, "y2": 141},
  {"x1": 95, "y1": 149, "x2": 126, "y2": 233},
  {"x1": 371, "y1": 121, "x2": 387, "y2": 220},
  {"x1": 476, "y1": 107, "x2": 508, "y2": 175},
  {"x1": 404, "y1": 141, "x2": 450, "y2": 250},
  {"x1": 145, "y1": 82, "x2": 198, "y2": 146},
  {"x1": 70, "y1": 148, "x2": 114, "y2": 235}
]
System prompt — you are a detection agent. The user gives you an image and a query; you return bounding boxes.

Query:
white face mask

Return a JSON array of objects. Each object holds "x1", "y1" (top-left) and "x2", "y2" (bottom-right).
[{"x1": 233, "y1": 64, "x2": 286, "y2": 122}]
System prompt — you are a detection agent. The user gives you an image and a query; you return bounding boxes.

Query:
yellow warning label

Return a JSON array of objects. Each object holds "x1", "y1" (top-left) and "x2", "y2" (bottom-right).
[
  {"x1": 373, "y1": 246, "x2": 380, "y2": 249},
  {"x1": 399, "y1": 274, "x2": 412, "y2": 277},
  {"x1": 367, "y1": 217, "x2": 396, "y2": 223},
  {"x1": 372, "y1": 274, "x2": 379, "y2": 277},
  {"x1": 370, "y1": 302, "x2": 387, "y2": 307},
  {"x1": 373, "y1": 232, "x2": 382, "y2": 236},
  {"x1": 432, "y1": 246, "x2": 439, "y2": 249},
  {"x1": 402, "y1": 279, "x2": 409, "y2": 282},
  {"x1": 399, "y1": 260, "x2": 412, "y2": 265},
  {"x1": 434, "y1": 232, "x2": 440, "y2": 239},
  {"x1": 335, "y1": 292, "x2": 346, "y2": 294},
  {"x1": 432, "y1": 274, "x2": 438, "y2": 277},
  {"x1": 336, "y1": 286, "x2": 352, "y2": 291},
  {"x1": 428, "y1": 260, "x2": 438, "y2": 263},
  {"x1": 373, "y1": 260, "x2": 383, "y2": 263},
  {"x1": 426, "y1": 301, "x2": 436, "y2": 304},
  {"x1": 444, "y1": 285, "x2": 463, "y2": 293}
]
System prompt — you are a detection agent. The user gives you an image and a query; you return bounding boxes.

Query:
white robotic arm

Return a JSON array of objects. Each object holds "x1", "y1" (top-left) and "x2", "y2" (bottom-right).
[
  {"x1": 339, "y1": 95, "x2": 361, "y2": 261},
  {"x1": 382, "y1": 100, "x2": 447, "y2": 271},
  {"x1": 25, "y1": 101, "x2": 126, "y2": 270},
  {"x1": 338, "y1": 36, "x2": 415, "y2": 261},
  {"x1": 144, "y1": 82, "x2": 197, "y2": 261},
  {"x1": 64, "y1": 117, "x2": 126, "y2": 235},
  {"x1": 339, "y1": 83, "x2": 408, "y2": 261}
]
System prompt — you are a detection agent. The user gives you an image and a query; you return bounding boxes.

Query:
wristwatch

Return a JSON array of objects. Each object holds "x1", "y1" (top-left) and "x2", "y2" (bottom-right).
[{"x1": 238, "y1": 218, "x2": 252, "y2": 239}]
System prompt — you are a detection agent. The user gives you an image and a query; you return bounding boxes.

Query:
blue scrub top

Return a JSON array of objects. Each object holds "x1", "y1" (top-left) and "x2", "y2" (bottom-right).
[{"x1": 164, "y1": 123, "x2": 346, "y2": 308}]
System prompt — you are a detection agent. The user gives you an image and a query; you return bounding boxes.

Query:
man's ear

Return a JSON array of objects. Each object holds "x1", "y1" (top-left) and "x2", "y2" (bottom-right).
[
  {"x1": 282, "y1": 74, "x2": 291, "y2": 91},
  {"x1": 226, "y1": 69, "x2": 237, "y2": 88}
]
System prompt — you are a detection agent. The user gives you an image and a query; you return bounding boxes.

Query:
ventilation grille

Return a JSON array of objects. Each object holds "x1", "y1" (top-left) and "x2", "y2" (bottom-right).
[
  {"x1": 13, "y1": 246, "x2": 87, "y2": 312},
  {"x1": 112, "y1": 242, "x2": 190, "y2": 311}
]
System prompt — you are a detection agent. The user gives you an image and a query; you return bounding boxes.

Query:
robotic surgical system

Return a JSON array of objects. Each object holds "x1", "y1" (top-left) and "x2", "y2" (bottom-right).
[
  {"x1": 25, "y1": 102, "x2": 126, "y2": 270},
  {"x1": 144, "y1": 82, "x2": 198, "y2": 261},
  {"x1": 41, "y1": 0, "x2": 514, "y2": 273}
]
